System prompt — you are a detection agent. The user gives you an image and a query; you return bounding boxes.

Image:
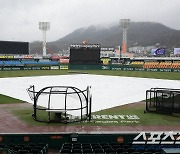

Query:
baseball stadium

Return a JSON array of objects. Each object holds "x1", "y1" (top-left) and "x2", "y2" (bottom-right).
[
  {"x1": 0, "y1": 37, "x2": 180, "y2": 154},
  {"x1": 0, "y1": 17, "x2": 180, "y2": 153}
]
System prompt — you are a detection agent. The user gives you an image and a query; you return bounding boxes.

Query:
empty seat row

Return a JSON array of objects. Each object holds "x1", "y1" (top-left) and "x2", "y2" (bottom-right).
[
  {"x1": 131, "y1": 61, "x2": 144, "y2": 65},
  {"x1": 0, "y1": 143, "x2": 48, "y2": 154},
  {"x1": 143, "y1": 62, "x2": 159, "y2": 68},
  {"x1": 143, "y1": 61, "x2": 180, "y2": 69},
  {"x1": 0, "y1": 60, "x2": 59, "y2": 66},
  {"x1": 59, "y1": 143, "x2": 165, "y2": 154},
  {"x1": 1, "y1": 142, "x2": 180, "y2": 154},
  {"x1": 0, "y1": 60, "x2": 22, "y2": 66}
]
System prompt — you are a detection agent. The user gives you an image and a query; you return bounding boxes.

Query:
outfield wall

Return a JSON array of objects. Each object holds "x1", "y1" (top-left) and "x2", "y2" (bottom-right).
[
  {"x1": 0, "y1": 64, "x2": 180, "y2": 72},
  {"x1": 69, "y1": 64, "x2": 180, "y2": 72}
]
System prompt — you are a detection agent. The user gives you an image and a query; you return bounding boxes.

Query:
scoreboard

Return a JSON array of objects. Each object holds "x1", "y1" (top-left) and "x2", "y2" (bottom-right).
[
  {"x1": 0, "y1": 41, "x2": 29, "y2": 54},
  {"x1": 69, "y1": 44, "x2": 100, "y2": 64}
]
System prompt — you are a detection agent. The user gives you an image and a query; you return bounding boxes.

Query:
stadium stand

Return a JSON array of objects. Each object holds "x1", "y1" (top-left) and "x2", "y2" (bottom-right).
[
  {"x1": 3, "y1": 60, "x2": 22, "y2": 66},
  {"x1": 38, "y1": 59, "x2": 59, "y2": 65},
  {"x1": 143, "y1": 62, "x2": 159, "y2": 68},
  {"x1": 0, "y1": 61, "x2": 4, "y2": 66},
  {"x1": 21, "y1": 60, "x2": 38, "y2": 65},
  {"x1": 59, "y1": 142, "x2": 180, "y2": 154},
  {"x1": 143, "y1": 61, "x2": 180, "y2": 69},
  {"x1": 0, "y1": 132, "x2": 179, "y2": 154},
  {"x1": 158, "y1": 62, "x2": 172, "y2": 69},
  {"x1": 0, "y1": 143, "x2": 48, "y2": 154},
  {"x1": 171, "y1": 61, "x2": 180, "y2": 69},
  {"x1": 2, "y1": 141, "x2": 179, "y2": 154},
  {"x1": 0, "y1": 59, "x2": 60, "y2": 66},
  {"x1": 130, "y1": 61, "x2": 144, "y2": 65}
]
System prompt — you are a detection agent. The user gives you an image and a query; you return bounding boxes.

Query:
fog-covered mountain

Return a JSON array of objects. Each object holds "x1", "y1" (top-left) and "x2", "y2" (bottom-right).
[{"x1": 30, "y1": 22, "x2": 180, "y2": 54}]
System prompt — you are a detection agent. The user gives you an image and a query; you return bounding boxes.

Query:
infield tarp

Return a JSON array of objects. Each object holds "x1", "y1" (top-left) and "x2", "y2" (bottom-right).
[{"x1": 0, "y1": 74, "x2": 179, "y2": 112}]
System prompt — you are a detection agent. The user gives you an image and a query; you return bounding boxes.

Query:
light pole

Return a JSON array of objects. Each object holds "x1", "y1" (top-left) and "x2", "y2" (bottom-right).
[
  {"x1": 119, "y1": 45, "x2": 121, "y2": 63},
  {"x1": 120, "y1": 19, "x2": 130, "y2": 54},
  {"x1": 39, "y1": 22, "x2": 50, "y2": 56}
]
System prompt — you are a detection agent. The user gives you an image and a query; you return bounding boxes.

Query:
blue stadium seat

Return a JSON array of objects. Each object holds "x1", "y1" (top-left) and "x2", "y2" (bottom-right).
[
  {"x1": 0, "y1": 61, "x2": 4, "y2": 66},
  {"x1": 3, "y1": 60, "x2": 22, "y2": 66},
  {"x1": 21, "y1": 60, "x2": 38, "y2": 65}
]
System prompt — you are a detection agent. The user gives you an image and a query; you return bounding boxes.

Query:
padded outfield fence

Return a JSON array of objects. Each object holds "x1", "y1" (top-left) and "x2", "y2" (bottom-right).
[
  {"x1": 146, "y1": 88, "x2": 180, "y2": 115},
  {"x1": 0, "y1": 64, "x2": 180, "y2": 72}
]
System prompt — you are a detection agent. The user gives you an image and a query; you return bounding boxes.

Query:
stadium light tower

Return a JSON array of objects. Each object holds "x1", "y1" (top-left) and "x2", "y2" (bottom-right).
[
  {"x1": 39, "y1": 22, "x2": 50, "y2": 56},
  {"x1": 120, "y1": 19, "x2": 130, "y2": 53}
]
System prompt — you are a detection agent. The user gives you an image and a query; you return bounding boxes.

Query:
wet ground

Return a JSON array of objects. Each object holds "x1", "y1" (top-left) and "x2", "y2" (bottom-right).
[{"x1": 0, "y1": 103, "x2": 179, "y2": 133}]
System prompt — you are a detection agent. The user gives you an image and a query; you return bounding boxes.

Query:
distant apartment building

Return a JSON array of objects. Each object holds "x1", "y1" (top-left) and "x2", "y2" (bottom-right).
[
  {"x1": 129, "y1": 46, "x2": 156, "y2": 54},
  {"x1": 100, "y1": 47, "x2": 116, "y2": 57}
]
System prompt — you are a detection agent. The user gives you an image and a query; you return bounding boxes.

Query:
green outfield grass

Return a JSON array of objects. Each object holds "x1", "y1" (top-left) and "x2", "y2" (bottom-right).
[
  {"x1": 0, "y1": 69, "x2": 180, "y2": 80},
  {"x1": 0, "y1": 70, "x2": 69, "y2": 78},
  {"x1": 87, "y1": 70, "x2": 180, "y2": 80},
  {"x1": 0, "y1": 94, "x2": 23, "y2": 104},
  {"x1": 11, "y1": 102, "x2": 180, "y2": 126}
]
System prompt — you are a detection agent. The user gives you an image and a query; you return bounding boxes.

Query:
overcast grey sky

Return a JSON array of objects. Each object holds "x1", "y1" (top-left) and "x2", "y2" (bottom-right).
[{"x1": 0, "y1": 0, "x2": 180, "y2": 42}]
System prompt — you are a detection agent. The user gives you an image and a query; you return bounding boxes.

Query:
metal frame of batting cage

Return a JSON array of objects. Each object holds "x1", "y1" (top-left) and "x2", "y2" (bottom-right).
[
  {"x1": 145, "y1": 88, "x2": 180, "y2": 115},
  {"x1": 27, "y1": 85, "x2": 92, "y2": 124}
]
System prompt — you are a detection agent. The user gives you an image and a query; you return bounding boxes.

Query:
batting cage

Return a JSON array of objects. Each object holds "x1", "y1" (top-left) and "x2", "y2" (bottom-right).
[
  {"x1": 145, "y1": 88, "x2": 180, "y2": 115},
  {"x1": 27, "y1": 85, "x2": 92, "y2": 123}
]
